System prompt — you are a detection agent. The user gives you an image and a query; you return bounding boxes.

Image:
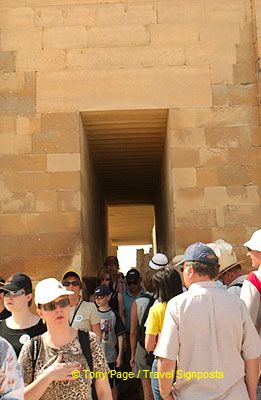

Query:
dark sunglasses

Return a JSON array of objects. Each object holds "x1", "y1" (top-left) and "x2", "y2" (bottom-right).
[
  {"x1": 41, "y1": 298, "x2": 70, "y2": 311},
  {"x1": 62, "y1": 280, "x2": 80, "y2": 287},
  {"x1": 95, "y1": 295, "x2": 107, "y2": 299},
  {"x1": 246, "y1": 247, "x2": 252, "y2": 252},
  {"x1": 127, "y1": 280, "x2": 139, "y2": 286}
]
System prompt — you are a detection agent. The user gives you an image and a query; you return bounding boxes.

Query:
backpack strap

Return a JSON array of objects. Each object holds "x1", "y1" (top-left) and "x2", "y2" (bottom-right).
[
  {"x1": 78, "y1": 330, "x2": 97, "y2": 400},
  {"x1": 140, "y1": 295, "x2": 156, "y2": 327},
  {"x1": 30, "y1": 335, "x2": 41, "y2": 382},
  {"x1": 229, "y1": 283, "x2": 243, "y2": 288}
]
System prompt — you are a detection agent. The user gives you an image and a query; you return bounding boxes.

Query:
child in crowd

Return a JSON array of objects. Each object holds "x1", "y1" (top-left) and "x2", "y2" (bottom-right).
[{"x1": 94, "y1": 285, "x2": 126, "y2": 400}]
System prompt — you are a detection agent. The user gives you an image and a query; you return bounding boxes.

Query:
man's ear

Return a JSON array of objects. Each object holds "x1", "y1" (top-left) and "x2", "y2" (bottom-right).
[{"x1": 26, "y1": 292, "x2": 33, "y2": 303}]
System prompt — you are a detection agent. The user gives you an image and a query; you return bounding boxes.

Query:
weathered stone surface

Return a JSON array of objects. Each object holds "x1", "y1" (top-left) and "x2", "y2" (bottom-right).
[
  {"x1": 47, "y1": 153, "x2": 80, "y2": 172},
  {"x1": 0, "y1": 52, "x2": 15, "y2": 72}
]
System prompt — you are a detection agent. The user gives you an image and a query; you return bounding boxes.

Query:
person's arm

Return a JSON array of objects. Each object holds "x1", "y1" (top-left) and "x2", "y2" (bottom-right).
[
  {"x1": 91, "y1": 322, "x2": 102, "y2": 340},
  {"x1": 145, "y1": 334, "x2": 157, "y2": 352},
  {"x1": 23, "y1": 354, "x2": 80, "y2": 400},
  {"x1": 95, "y1": 376, "x2": 113, "y2": 399},
  {"x1": 1, "y1": 339, "x2": 24, "y2": 400},
  {"x1": 117, "y1": 292, "x2": 125, "y2": 325},
  {"x1": 244, "y1": 358, "x2": 259, "y2": 400},
  {"x1": 130, "y1": 301, "x2": 138, "y2": 369},
  {"x1": 157, "y1": 357, "x2": 175, "y2": 400},
  {"x1": 116, "y1": 334, "x2": 124, "y2": 368}
]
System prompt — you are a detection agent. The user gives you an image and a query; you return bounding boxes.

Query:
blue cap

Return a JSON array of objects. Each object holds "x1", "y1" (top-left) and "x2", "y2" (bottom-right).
[
  {"x1": 182, "y1": 242, "x2": 218, "y2": 265},
  {"x1": 94, "y1": 285, "x2": 111, "y2": 296}
]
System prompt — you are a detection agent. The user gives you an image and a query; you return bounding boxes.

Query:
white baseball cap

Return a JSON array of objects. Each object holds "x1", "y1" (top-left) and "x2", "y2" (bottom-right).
[
  {"x1": 35, "y1": 278, "x2": 73, "y2": 306},
  {"x1": 244, "y1": 229, "x2": 261, "y2": 252},
  {"x1": 149, "y1": 253, "x2": 168, "y2": 270}
]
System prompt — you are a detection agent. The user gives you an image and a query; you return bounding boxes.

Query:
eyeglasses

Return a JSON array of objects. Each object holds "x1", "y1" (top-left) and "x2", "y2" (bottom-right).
[
  {"x1": 40, "y1": 298, "x2": 70, "y2": 311},
  {"x1": 95, "y1": 295, "x2": 107, "y2": 299},
  {"x1": 4, "y1": 289, "x2": 25, "y2": 297},
  {"x1": 62, "y1": 280, "x2": 80, "y2": 287},
  {"x1": 127, "y1": 281, "x2": 139, "y2": 286},
  {"x1": 246, "y1": 247, "x2": 252, "y2": 252}
]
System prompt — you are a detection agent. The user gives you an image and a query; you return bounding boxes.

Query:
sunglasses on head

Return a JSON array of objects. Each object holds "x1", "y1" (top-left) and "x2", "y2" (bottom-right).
[
  {"x1": 62, "y1": 280, "x2": 80, "y2": 287},
  {"x1": 4, "y1": 289, "x2": 25, "y2": 297},
  {"x1": 127, "y1": 280, "x2": 139, "y2": 286},
  {"x1": 40, "y1": 298, "x2": 70, "y2": 311}
]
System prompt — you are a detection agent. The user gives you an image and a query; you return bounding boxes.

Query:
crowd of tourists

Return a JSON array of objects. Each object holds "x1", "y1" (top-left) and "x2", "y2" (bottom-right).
[{"x1": 0, "y1": 228, "x2": 261, "y2": 400}]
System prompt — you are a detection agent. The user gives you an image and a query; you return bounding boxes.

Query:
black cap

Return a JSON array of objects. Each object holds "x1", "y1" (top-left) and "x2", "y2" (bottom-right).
[
  {"x1": 126, "y1": 269, "x2": 140, "y2": 283},
  {"x1": 94, "y1": 285, "x2": 111, "y2": 296},
  {"x1": 1, "y1": 273, "x2": 32, "y2": 294}
]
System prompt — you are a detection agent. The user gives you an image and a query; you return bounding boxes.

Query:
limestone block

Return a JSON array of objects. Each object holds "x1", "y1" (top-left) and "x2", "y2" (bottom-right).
[
  {"x1": 0, "y1": 7, "x2": 34, "y2": 28},
  {"x1": 211, "y1": 62, "x2": 234, "y2": 84},
  {"x1": 1, "y1": 29, "x2": 42, "y2": 51},
  {"x1": 47, "y1": 153, "x2": 80, "y2": 172},
  {"x1": 86, "y1": 26, "x2": 150, "y2": 47},
  {"x1": 199, "y1": 148, "x2": 229, "y2": 167},
  {"x1": 17, "y1": 114, "x2": 40, "y2": 135},
  {"x1": 36, "y1": 67, "x2": 211, "y2": 112},
  {"x1": 169, "y1": 109, "x2": 197, "y2": 129},
  {"x1": 204, "y1": 186, "x2": 227, "y2": 207},
  {"x1": 212, "y1": 85, "x2": 228, "y2": 106},
  {"x1": 174, "y1": 208, "x2": 217, "y2": 228},
  {"x1": 200, "y1": 23, "x2": 240, "y2": 44},
  {"x1": 0, "y1": 51, "x2": 15, "y2": 72},
  {"x1": 38, "y1": 211, "x2": 80, "y2": 233},
  {"x1": 35, "y1": 190, "x2": 57, "y2": 212},
  {"x1": 67, "y1": 46, "x2": 185, "y2": 69},
  {"x1": 171, "y1": 148, "x2": 200, "y2": 168},
  {"x1": 223, "y1": 205, "x2": 261, "y2": 226},
  {"x1": 96, "y1": 4, "x2": 126, "y2": 25},
  {"x1": 0, "y1": 134, "x2": 31, "y2": 154},
  {"x1": 204, "y1": 1, "x2": 245, "y2": 23},
  {"x1": 228, "y1": 84, "x2": 257, "y2": 106},
  {"x1": 170, "y1": 128, "x2": 206, "y2": 148},
  {"x1": 218, "y1": 166, "x2": 249, "y2": 185},
  {"x1": 196, "y1": 106, "x2": 259, "y2": 127},
  {"x1": 205, "y1": 126, "x2": 252, "y2": 148},
  {"x1": 233, "y1": 63, "x2": 256, "y2": 84},
  {"x1": 251, "y1": 126, "x2": 261, "y2": 145},
  {"x1": 151, "y1": 23, "x2": 199, "y2": 46},
  {"x1": 228, "y1": 147, "x2": 261, "y2": 165},
  {"x1": 16, "y1": 49, "x2": 67, "y2": 72},
  {"x1": 236, "y1": 43, "x2": 256, "y2": 63},
  {"x1": 63, "y1": 5, "x2": 96, "y2": 26},
  {"x1": 57, "y1": 191, "x2": 81, "y2": 212},
  {"x1": 226, "y1": 185, "x2": 260, "y2": 206},
  {"x1": 3, "y1": 172, "x2": 51, "y2": 192},
  {"x1": 50, "y1": 172, "x2": 80, "y2": 190},
  {"x1": 248, "y1": 166, "x2": 261, "y2": 185},
  {"x1": 240, "y1": 23, "x2": 254, "y2": 44},
  {"x1": 0, "y1": 232, "x2": 81, "y2": 258},
  {"x1": 2, "y1": 193, "x2": 35, "y2": 214},
  {"x1": 157, "y1": 1, "x2": 203, "y2": 23},
  {"x1": 211, "y1": 226, "x2": 255, "y2": 246},
  {"x1": 0, "y1": 72, "x2": 24, "y2": 92},
  {"x1": 0, "y1": 214, "x2": 38, "y2": 235},
  {"x1": 174, "y1": 227, "x2": 212, "y2": 252},
  {"x1": 0, "y1": 115, "x2": 16, "y2": 134},
  {"x1": 197, "y1": 167, "x2": 219, "y2": 187},
  {"x1": 185, "y1": 43, "x2": 236, "y2": 66},
  {"x1": 35, "y1": 7, "x2": 63, "y2": 27},
  {"x1": 41, "y1": 112, "x2": 79, "y2": 133},
  {"x1": 43, "y1": 27, "x2": 87, "y2": 49},
  {"x1": 173, "y1": 187, "x2": 205, "y2": 207},
  {"x1": 172, "y1": 167, "x2": 197, "y2": 188},
  {"x1": 33, "y1": 131, "x2": 80, "y2": 153},
  {"x1": 127, "y1": 4, "x2": 157, "y2": 25},
  {"x1": 0, "y1": 155, "x2": 46, "y2": 172}
]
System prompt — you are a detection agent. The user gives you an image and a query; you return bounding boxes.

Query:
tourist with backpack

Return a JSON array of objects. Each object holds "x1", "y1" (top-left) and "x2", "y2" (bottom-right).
[
  {"x1": 145, "y1": 266, "x2": 183, "y2": 400},
  {"x1": 130, "y1": 269, "x2": 157, "y2": 400},
  {"x1": 18, "y1": 278, "x2": 112, "y2": 400}
]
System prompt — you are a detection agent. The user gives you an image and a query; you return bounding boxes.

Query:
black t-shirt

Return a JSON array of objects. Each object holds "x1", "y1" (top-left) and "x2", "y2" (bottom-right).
[
  {"x1": 0, "y1": 318, "x2": 46, "y2": 356},
  {"x1": 0, "y1": 308, "x2": 11, "y2": 320},
  {"x1": 109, "y1": 290, "x2": 119, "y2": 313}
]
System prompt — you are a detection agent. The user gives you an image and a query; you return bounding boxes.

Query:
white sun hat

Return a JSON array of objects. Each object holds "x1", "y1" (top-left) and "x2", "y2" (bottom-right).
[
  {"x1": 149, "y1": 253, "x2": 168, "y2": 270},
  {"x1": 244, "y1": 229, "x2": 261, "y2": 252},
  {"x1": 35, "y1": 278, "x2": 73, "y2": 306}
]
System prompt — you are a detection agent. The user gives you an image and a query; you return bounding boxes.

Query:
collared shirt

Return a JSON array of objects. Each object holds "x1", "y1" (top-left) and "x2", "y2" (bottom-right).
[
  {"x1": 240, "y1": 267, "x2": 261, "y2": 336},
  {"x1": 123, "y1": 288, "x2": 145, "y2": 332},
  {"x1": 155, "y1": 281, "x2": 261, "y2": 400},
  {"x1": 227, "y1": 274, "x2": 247, "y2": 297},
  {"x1": 0, "y1": 337, "x2": 24, "y2": 399}
]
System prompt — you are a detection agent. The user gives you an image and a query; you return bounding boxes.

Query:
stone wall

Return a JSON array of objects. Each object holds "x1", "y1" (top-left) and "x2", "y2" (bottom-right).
[{"x1": 0, "y1": 0, "x2": 260, "y2": 278}]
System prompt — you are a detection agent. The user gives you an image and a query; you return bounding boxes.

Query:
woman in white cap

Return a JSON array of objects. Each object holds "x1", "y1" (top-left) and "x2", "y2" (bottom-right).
[{"x1": 18, "y1": 278, "x2": 112, "y2": 400}]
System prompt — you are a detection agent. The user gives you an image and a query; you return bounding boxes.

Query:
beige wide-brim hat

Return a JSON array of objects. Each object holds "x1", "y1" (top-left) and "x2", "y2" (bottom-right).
[{"x1": 218, "y1": 253, "x2": 245, "y2": 276}]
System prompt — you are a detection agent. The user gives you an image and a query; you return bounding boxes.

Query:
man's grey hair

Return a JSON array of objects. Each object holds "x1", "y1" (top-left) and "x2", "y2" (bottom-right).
[{"x1": 185, "y1": 261, "x2": 219, "y2": 279}]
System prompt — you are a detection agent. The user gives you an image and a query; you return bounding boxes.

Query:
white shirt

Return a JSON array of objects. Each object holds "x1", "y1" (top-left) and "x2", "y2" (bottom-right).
[
  {"x1": 155, "y1": 281, "x2": 261, "y2": 400},
  {"x1": 227, "y1": 274, "x2": 247, "y2": 297}
]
